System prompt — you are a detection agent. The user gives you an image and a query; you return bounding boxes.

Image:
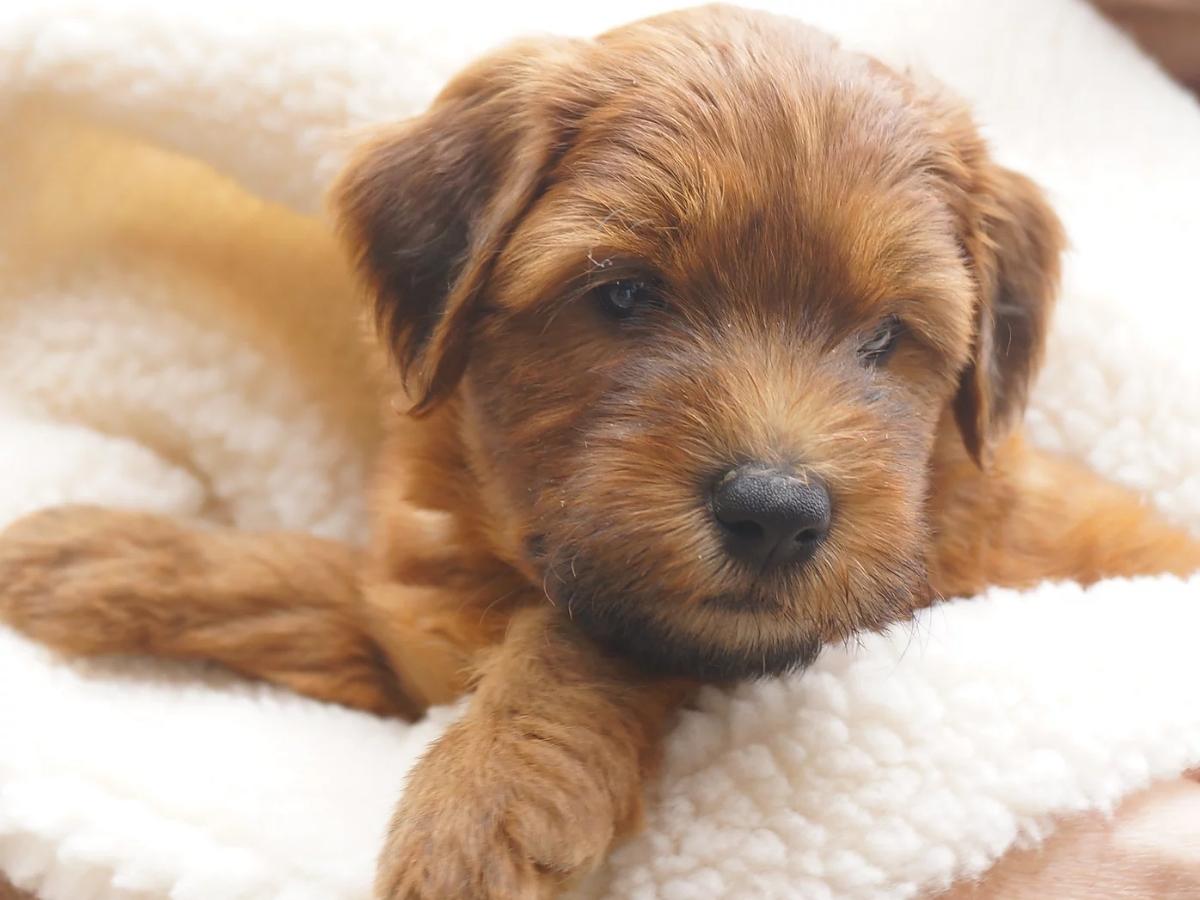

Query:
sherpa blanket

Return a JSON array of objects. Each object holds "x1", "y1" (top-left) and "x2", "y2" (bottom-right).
[{"x1": 1, "y1": 1, "x2": 1199, "y2": 898}]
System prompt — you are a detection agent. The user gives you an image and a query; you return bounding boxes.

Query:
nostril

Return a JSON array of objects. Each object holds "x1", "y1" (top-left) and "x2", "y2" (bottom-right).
[
  {"x1": 795, "y1": 527, "x2": 823, "y2": 545},
  {"x1": 721, "y1": 518, "x2": 764, "y2": 542}
]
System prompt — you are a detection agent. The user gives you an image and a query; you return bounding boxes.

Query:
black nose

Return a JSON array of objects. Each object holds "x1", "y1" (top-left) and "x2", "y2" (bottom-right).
[{"x1": 711, "y1": 465, "x2": 831, "y2": 571}]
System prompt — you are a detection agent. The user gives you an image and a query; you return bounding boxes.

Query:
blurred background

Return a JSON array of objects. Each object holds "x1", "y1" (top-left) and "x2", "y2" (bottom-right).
[{"x1": 1096, "y1": 0, "x2": 1200, "y2": 96}]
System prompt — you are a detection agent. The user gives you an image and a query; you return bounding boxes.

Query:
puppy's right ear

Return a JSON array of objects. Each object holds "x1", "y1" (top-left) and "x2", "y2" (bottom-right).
[{"x1": 333, "y1": 38, "x2": 583, "y2": 414}]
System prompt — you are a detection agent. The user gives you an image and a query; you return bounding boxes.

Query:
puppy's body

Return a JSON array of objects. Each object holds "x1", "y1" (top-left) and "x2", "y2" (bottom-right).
[{"x1": 2, "y1": 6, "x2": 1199, "y2": 898}]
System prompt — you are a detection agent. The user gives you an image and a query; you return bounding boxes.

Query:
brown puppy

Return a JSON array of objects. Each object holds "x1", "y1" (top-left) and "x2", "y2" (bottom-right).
[{"x1": 2, "y1": 6, "x2": 1199, "y2": 899}]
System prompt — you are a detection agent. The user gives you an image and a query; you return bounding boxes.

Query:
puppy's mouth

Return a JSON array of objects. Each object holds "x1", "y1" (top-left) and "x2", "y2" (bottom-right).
[
  {"x1": 537, "y1": 537, "x2": 926, "y2": 682},
  {"x1": 700, "y1": 591, "x2": 788, "y2": 613},
  {"x1": 543, "y1": 572, "x2": 822, "y2": 682}
]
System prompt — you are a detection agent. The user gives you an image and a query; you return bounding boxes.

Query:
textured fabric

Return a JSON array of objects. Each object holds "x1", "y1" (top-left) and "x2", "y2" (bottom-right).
[{"x1": 1, "y1": 1, "x2": 1198, "y2": 897}]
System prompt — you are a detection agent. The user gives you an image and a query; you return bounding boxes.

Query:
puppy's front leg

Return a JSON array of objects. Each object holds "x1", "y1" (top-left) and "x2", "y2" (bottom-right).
[
  {"x1": 0, "y1": 505, "x2": 409, "y2": 716},
  {"x1": 376, "y1": 604, "x2": 688, "y2": 900}
]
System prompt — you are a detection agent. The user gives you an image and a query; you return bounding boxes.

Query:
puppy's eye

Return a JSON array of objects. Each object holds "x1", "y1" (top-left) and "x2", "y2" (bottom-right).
[
  {"x1": 596, "y1": 279, "x2": 652, "y2": 320},
  {"x1": 857, "y1": 315, "x2": 904, "y2": 365}
]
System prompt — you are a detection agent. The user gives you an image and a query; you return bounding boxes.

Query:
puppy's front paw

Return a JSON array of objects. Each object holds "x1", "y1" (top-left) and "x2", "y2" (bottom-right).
[
  {"x1": 376, "y1": 716, "x2": 633, "y2": 900},
  {"x1": 0, "y1": 505, "x2": 194, "y2": 652}
]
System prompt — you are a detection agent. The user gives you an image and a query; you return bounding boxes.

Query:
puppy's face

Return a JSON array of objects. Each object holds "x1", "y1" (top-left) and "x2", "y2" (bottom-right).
[{"x1": 337, "y1": 7, "x2": 1063, "y2": 680}]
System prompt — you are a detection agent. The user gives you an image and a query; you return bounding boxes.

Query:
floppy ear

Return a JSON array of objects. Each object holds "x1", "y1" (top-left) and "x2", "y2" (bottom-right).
[
  {"x1": 333, "y1": 38, "x2": 582, "y2": 414},
  {"x1": 864, "y1": 73, "x2": 1065, "y2": 464},
  {"x1": 952, "y1": 164, "x2": 1064, "y2": 463}
]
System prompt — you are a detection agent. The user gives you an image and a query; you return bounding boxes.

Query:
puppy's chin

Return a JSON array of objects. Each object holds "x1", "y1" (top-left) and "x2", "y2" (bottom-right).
[
  {"x1": 544, "y1": 541, "x2": 928, "y2": 682},
  {"x1": 553, "y1": 582, "x2": 822, "y2": 682}
]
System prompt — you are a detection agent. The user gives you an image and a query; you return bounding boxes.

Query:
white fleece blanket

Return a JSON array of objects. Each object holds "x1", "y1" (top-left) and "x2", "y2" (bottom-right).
[{"x1": 1, "y1": 1, "x2": 1199, "y2": 898}]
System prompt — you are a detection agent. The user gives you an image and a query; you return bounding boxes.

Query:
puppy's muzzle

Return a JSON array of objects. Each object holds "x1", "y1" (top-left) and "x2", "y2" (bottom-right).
[{"x1": 711, "y1": 464, "x2": 831, "y2": 571}]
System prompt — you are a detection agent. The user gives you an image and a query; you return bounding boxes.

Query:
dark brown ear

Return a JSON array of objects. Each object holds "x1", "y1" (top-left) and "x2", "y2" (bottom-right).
[
  {"x1": 332, "y1": 38, "x2": 583, "y2": 414},
  {"x1": 952, "y1": 163, "x2": 1065, "y2": 464},
  {"x1": 860, "y1": 70, "x2": 1065, "y2": 465}
]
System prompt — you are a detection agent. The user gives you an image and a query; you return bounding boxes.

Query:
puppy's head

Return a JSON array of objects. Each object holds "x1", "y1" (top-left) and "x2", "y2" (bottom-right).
[{"x1": 335, "y1": 7, "x2": 1063, "y2": 680}]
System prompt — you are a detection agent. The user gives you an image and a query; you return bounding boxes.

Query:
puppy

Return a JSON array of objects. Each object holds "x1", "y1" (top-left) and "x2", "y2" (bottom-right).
[{"x1": 2, "y1": 6, "x2": 1199, "y2": 898}]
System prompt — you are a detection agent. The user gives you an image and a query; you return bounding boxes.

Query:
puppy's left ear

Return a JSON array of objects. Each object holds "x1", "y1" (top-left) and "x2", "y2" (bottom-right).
[{"x1": 952, "y1": 162, "x2": 1065, "y2": 464}]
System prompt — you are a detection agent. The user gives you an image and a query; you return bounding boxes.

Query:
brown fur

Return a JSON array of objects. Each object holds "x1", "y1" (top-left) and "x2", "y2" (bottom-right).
[{"x1": 2, "y1": 7, "x2": 1198, "y2": 898}]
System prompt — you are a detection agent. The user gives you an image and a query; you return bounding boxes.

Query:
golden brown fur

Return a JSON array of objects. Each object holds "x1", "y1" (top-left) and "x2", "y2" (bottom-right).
[{"x1": 2, "y1": 6, "x2": 1198, "y2": 898}]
